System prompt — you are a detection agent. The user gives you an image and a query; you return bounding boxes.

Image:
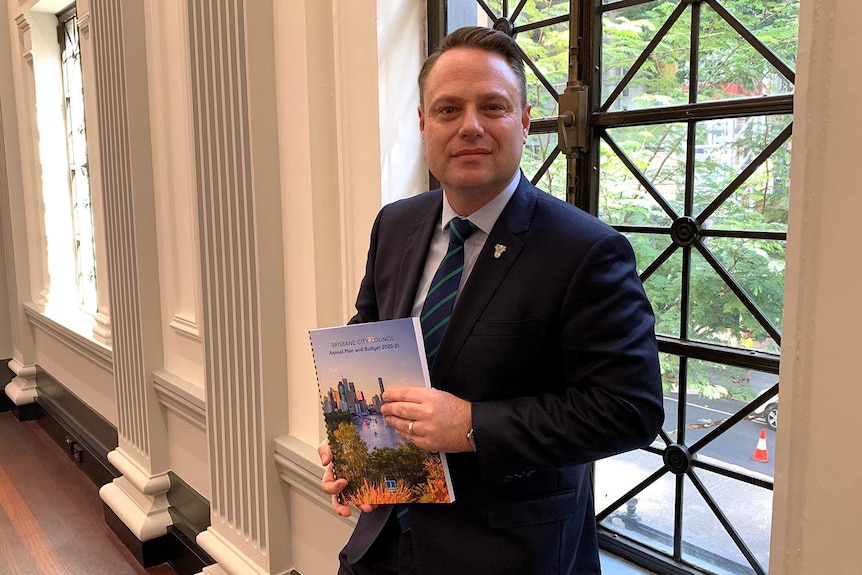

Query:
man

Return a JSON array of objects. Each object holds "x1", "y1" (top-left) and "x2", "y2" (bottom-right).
[{"x1": 319, "y1": 26, "x2": 663, "y2": 575}]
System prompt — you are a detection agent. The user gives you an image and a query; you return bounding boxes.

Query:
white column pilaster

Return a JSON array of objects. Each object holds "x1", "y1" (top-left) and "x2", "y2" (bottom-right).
[
  {"x1": 89, "y1": 0, "x2": 171, "y2": 542},
  {"x1": 11, "y1": 13, "x2": 48, "y2": 312},
  {"x1": 4, "y1": 358, "x2": 36, "y2": 406},
  {"x1": 770, "y1": 0, "x2": 862, "y2": 573},
  {"x1": 75, "y1": 0, "x2": 112, "y2": 347},
  {"x1": 188, "y1": 0, "x2": 290, "y2": 572},
  {"x1": 1, "y1": 0, "x2": 39, "y2": 409}
]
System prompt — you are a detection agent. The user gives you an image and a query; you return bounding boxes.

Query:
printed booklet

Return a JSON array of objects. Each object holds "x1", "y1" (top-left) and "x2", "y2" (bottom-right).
[{"x1": 310, "y1": 317, "x2": 455, "y2": 505}]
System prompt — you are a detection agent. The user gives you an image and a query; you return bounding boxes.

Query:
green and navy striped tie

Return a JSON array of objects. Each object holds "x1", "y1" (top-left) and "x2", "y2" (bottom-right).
[
  {"x1": 397, "y1": 217, "x2": 477, "y2": 533},
  {"x1": 420, "y1": 217, "x2": 478, "y2": 366}
]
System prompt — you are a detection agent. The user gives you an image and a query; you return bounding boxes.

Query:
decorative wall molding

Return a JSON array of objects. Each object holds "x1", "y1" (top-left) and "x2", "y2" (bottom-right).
[
  {"x1": 108, "y1": 448, "x2": 171, "y2": 497},
  {"x1": 35, "y1": 369, "x2": 119, "y2": 469},
  {"x1": 0, "y1": 99, "x2": 19, "y2": 364},
  {"x1": 273, "y1": 434, "x2": 357, "y2": 528},
  {"x1": 200, "y1": 565, "x2": 229, "y2": 575},
  {"x1": 77, "y1": 11, "x2": 91, "y2": 31},
  {"x1": 189, "y1": 0, "x2": 267, "y2": 546},
  {"x1": 76, "y1": 0, "x2": 114, "y2": 346},
  {"x1": 101, "y1": 448, "x2": 172, "y2": 545},
  {"x1": 188, "y1": 1, "x2": 289, "y2": 571},
  {"x1": 166, "y1": 471, "x2": 214, "y2": 573},
  {"x1": 91, "y1": 0, "x2": 172, "y2": 552},
  {"x1": 196, "y1": 529, "x2": 268, "y2": 575},
  {"x1": 169, "y1": 314, "x2": 202, "y2": 341},
  {"x1": 100, "y1": 477, "x2": 172, "y2": 542},
  {"x1": 12, "y1": 11, "x2": 48, "y2": 312},
  {"x1": 144, "y1": 0, "x2": 203, "y2": 356},
  {"x1": 0, "y1": 28, "x2": 28, "y2": 374},
  {"x1": 4, "y1": 357, "x2": 37, "y2": 405},
  {"x1": 93, "y1": 309, "x2": 113, "y2": 346},
  {"x1": 14, "y1": 14, "x2": 31, "y2": 62},
  {"x1": 92, "y1": 0, "x2": 151, "y2": 458},
  {"x1": 23, "y1": 302, "x2": 113, "y2": 372},
  {"x1": 152, "y1": 369, "x2": 206, "y2": 431}
]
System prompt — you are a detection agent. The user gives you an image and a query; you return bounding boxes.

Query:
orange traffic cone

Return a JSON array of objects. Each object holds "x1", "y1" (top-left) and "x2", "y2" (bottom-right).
[{"x1": 752, "y1": 428, "x2": 769, "y2": 462}]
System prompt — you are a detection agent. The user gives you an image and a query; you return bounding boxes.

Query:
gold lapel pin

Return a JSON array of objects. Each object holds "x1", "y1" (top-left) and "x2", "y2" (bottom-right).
[{"x1": 494, "y1": 244, "x2": 507, "y2": 259}]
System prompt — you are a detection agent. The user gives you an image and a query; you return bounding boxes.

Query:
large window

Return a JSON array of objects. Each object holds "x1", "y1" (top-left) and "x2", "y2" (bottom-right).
[
  {"x1": 58, "y1": 5, "x2": 97, "y2": 316},
  {"x1": 429, "y1": 1, "x2": 796, "y2": 573},
  {"x1": 20, "y1": 2, "x2": 99, "y2": 321}
]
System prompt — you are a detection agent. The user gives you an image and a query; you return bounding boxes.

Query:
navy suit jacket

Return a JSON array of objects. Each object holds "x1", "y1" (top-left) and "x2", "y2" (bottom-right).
[{"x1": 341, "y1": 175, "x2": 663, "y2": 575}]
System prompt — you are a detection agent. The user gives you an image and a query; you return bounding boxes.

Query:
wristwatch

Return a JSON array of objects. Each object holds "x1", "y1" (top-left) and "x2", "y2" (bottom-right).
[{"x1": 466, "y1": 428, "x2": 476, "y2": 452}]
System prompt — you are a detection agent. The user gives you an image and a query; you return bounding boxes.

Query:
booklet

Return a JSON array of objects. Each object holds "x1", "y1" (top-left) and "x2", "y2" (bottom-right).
[{"x1": 310, "y1": 317, "x2": 455, "y2": 505}]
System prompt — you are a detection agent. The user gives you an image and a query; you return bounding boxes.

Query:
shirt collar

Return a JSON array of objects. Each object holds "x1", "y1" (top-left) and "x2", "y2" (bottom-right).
[{"x1": 440, "y1": 170, "x2": 521, "y2": 235}]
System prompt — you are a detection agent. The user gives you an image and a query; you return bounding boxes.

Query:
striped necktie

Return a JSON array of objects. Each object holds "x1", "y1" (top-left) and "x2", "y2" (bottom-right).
[
  {"x1": 397, "y1": 218, "x2": 477, "y2": 533},
  {"x1": 420, "y1": 217, "x2": 478, "y2": 366}
]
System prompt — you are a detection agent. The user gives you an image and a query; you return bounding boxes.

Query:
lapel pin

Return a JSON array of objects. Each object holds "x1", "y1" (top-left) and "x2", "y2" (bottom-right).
[{"x1": 494, "y1": 244, "x2": 507, "y2": 259}]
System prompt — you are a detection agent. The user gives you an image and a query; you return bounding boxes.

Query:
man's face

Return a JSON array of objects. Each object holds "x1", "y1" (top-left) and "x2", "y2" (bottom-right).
[{"x1": 419, "y1": 47, "x2": 531, "y2": 211}]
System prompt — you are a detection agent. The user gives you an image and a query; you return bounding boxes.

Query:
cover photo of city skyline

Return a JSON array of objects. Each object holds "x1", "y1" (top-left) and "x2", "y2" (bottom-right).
[{"x1": 311, "y1": 318, "x2": 453, "y2": 505}]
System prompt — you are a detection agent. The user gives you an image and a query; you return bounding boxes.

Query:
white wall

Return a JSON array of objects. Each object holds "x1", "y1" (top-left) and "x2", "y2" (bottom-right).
[
  {"x1": 275, "y1": 2, "x2": 425, "y2": 573},
  {"x1": 0, "y1": 0, "x2": 16, "y2": 363},
  {"x1": 770, "y1": 1, "x2": 862, "y2": 573},
  {"x1": 141, "y1": 0, "x2": 208, "y2": 497},
  {"x1": 0, "y1": 221, "x2": 12, "y2": 358}
]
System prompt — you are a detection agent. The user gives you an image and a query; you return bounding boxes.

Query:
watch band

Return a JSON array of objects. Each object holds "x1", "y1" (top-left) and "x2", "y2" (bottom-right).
[{"x1": 466, "y1": 428, "x2": 476, "y2": 452}]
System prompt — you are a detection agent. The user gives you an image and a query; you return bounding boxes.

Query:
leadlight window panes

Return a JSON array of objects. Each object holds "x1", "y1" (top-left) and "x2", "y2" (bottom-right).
[
  {"x1": 429, "y1": 1, "x2": 797, "y2": 574},
  {"x1": 59, "y1": 7, "x2": 98, "y2": 315}
]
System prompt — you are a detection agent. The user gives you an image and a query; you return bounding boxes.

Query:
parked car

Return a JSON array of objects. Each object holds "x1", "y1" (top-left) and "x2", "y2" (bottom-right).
[{"x1": 753, "y1": 394, "x2": 779, "y2": 430}]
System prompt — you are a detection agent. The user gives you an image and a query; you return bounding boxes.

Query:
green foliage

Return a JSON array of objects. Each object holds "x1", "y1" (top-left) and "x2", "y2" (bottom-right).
[
  {"x1": 331, "y1": 422, "x2": 369, "y2": 481},
  {"x1": 328, "y1": 419, "x2": 441, "y2": 503},
  {"x1": 660, "y1": 355, "x2": 758, "y2": 401},
  {"x1": 727, "y1": 379, "x2": 756, "y2": 402},
  {"x1": 365, "y1": 441, "x2": 430, "y2": 486},
  {"x1": 343, "y1": 450, "x2": 451, "y2": 505},
  {"x1": 498, "y1": 0, "x2": 799, "y2": 399},
  {"x1": 324, "y1": 410, "x2": 353, "y2": 433}
]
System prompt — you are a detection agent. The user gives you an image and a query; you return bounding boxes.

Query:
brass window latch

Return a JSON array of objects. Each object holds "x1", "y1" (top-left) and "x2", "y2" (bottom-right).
[{"x1": 556, "y1": 83, "x2": 589, "y2": 156}]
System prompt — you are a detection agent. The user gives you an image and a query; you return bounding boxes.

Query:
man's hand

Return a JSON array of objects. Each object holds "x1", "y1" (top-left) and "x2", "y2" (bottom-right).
[
  {"x1": 318, "y1": 441, "x2": 375, "y2": 517},
  {"x1": 381, "y1": 387, "x2": 473, "y2": 453}
]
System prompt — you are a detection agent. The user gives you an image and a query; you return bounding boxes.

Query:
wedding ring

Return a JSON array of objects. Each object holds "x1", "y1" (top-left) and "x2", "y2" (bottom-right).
[{"x1": 408, "y1": 420, "x2": 415, "y2": 435}]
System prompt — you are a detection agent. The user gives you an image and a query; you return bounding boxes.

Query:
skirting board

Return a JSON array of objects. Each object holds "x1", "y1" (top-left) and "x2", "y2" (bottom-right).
[
  {"x1": 0, "y1": 358, "x2": 18, "y2": 412},
  {"x1": 36, "y1": 373, "x2": 118, "y2": 486},
  {"x1": 31, "y1": 370, "x2": 213, "y2": 575}
]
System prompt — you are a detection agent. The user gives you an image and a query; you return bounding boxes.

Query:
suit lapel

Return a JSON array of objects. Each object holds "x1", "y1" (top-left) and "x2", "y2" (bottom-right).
[
  {"x1": 392, "y1": 193, "x2": 441, "y2": 319},
  {"x1": 431, "y1": 177, "x2": 538, "y2": 387}
]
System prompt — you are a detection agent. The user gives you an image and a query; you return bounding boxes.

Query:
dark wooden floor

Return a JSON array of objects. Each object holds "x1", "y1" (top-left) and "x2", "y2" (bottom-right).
[{"x1": 0, "y1": 410, "x2": 180, "y2": 575}]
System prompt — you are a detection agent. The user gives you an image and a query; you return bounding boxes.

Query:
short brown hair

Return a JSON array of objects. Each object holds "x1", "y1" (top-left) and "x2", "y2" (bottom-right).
[{"x1": 418, "y1": 26, "x2": 527, "y2": 108}]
